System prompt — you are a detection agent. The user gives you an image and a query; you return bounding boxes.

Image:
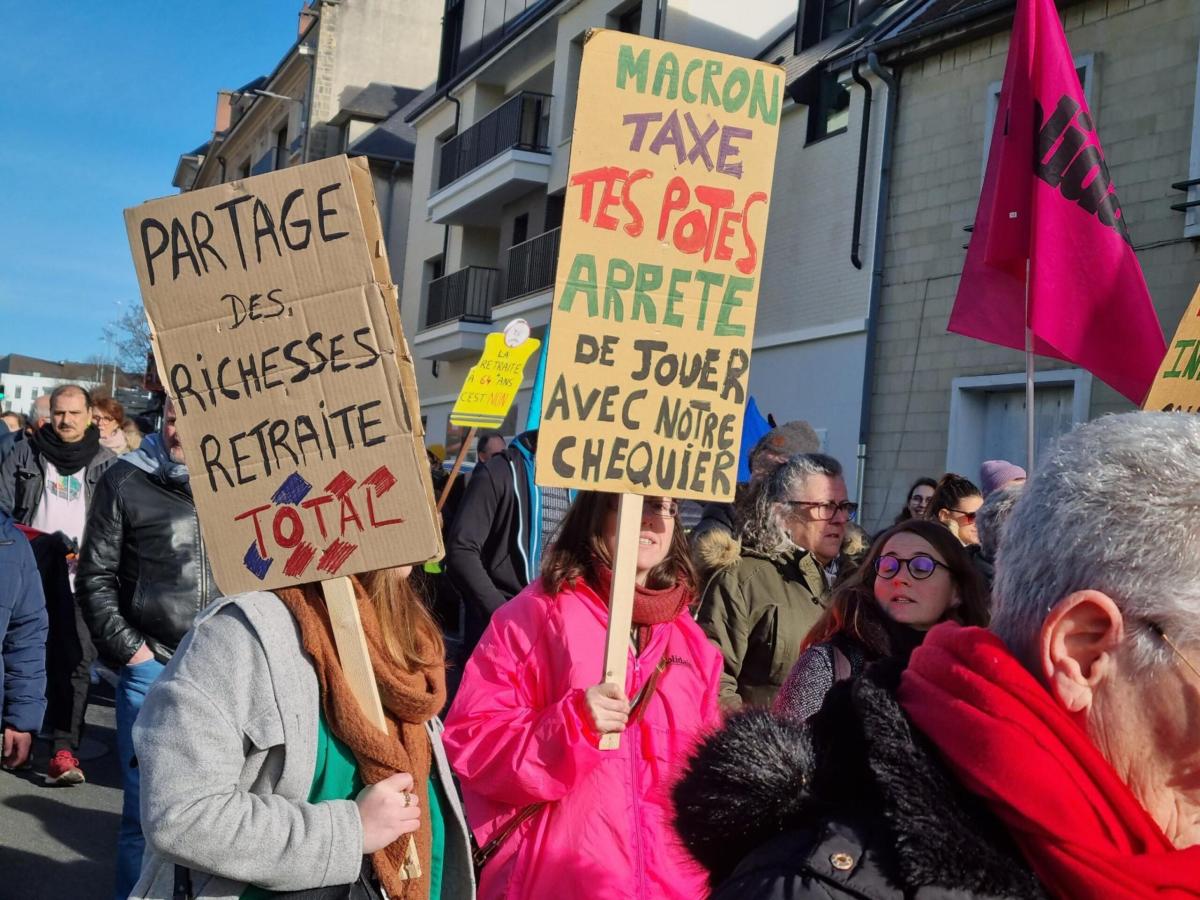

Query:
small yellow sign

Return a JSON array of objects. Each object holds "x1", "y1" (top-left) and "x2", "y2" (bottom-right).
[{"x1": 450, "y1": 320, "x2": 541, "y2": 429}]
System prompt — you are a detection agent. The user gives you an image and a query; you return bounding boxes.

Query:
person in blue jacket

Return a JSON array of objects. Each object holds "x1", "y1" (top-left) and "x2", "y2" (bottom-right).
[{"x1": 1, "y1": 509, "x2": 48, "y2": 770}]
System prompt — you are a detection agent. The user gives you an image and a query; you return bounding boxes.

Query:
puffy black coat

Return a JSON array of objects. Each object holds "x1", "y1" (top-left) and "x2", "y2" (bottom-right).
[
  {"x1": 76, "y1": 462, "x2": 220, "y2": 666},
  {"x1": 673, "y1": 663, "x2": 1048, "y2": 899}
]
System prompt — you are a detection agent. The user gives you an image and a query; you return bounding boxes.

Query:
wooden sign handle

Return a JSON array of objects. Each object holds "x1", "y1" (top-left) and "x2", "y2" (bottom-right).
[
  {"x1": 598, "y1": 493, "x2": 643, "y2": 751},
  {"x1": 437, "y1": 427, "x2": 476, "y2": 512},
  {"x1": 322, "y1": 576, "x2": 422, "y2": 879}
]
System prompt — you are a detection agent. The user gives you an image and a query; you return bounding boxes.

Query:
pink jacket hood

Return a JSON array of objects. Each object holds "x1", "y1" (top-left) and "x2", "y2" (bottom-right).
[{"x1": 443, "y1": 577, "x2": 722, "y2": 900}]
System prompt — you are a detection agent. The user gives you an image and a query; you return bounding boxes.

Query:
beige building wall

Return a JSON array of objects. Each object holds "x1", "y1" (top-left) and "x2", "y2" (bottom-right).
[{"x1": 863, "y1": 0, "x2": 1200, "y2": 529}]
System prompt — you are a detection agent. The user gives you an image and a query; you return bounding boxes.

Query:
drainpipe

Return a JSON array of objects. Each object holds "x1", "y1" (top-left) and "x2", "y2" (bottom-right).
[
  {"x1": 849, "y1": 61, "x2": 872, "y2": 271},
  {"x1": 653, "y1": 0, "x2": 667, "y2": 39},
  {"x1": 854, "y1": 51, "x2": 899, "y2": 517}
]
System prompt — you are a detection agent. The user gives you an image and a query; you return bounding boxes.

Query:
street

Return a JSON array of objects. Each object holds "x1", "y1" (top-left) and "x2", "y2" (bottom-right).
[{"x1": 0, "y1": 682, "x2": 121, "y2": 900}]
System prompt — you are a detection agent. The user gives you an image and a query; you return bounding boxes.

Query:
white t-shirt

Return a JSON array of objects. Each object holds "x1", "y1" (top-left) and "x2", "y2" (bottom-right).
[{"x1": 31, "y1": 460, "x2": 88, "y2": 585}]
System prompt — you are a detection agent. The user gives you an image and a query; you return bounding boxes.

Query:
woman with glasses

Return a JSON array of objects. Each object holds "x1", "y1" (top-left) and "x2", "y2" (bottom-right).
[
  {"x1": 443, "y1": 491, "x2": 721, "y2": 900},
  {"x1": 925, "y1": 473, "x2": 984, "y2": 545},
  {"x1": 893, "y1": 476, "x2": 937, "y2": 524},
  {"x1": 774, "y1": 519, "x2": 988, "y2": 723},
  {"x1": 697, "y1": 454, "x2": 855, "y2": 711}
]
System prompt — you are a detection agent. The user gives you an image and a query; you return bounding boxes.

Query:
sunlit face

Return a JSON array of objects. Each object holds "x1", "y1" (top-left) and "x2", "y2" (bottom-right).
[
  {"x1": 938, "y1": 493, "x2": 983, "y2": 545},
  {"x1": 164, "y1": 398, "x2": 185, "y2": 464},
  {"x1": 780, "y1": 474, "x2": 849, "y2": 566},
  {"x1": 51, "y1": 390, "x2": 90, "y2": 443},
  {"x1": 603, "y1": 496, "x2": 677, "y2": 586},
  {"x1": 907, "y1": 484, "x2": 934, "y2": 518},
  {"x1": 873, "y1": 532, "x2": 959, "y2": 631}
]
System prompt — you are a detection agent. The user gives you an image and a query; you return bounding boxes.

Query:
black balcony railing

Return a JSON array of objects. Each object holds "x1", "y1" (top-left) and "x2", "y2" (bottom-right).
[
  {"x1": 438, "y1": 92, "x2": 552, "y2": 189},
  {"x1": 426, "y1": 266, "x2": 498, "y2": 328},
  {"x1": 504, "y1": 227, "x2": 560, "y2": 301}
]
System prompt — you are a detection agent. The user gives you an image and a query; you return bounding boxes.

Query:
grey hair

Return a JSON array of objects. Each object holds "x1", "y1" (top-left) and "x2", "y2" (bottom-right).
[
  {"x1": 975, "y1": 482, "x2": 1024, "y2": 561},
  {"x1": 992, "y1": 412, "x2": 1200, "y2": 672},
  {"x1": 740, "y1": 453, "x2": 842, "y2": 557}
]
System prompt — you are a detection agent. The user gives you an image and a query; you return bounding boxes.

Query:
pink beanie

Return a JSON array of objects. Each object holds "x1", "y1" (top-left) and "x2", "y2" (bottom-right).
[{"x1": 980, "y1": 459, "x2": 1027, "y2": 497}]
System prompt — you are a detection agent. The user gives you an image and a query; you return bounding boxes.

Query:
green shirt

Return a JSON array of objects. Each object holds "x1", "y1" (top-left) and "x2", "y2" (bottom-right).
[{"x1": 241, "y1": 715, "x2": 447, "y2": 899}]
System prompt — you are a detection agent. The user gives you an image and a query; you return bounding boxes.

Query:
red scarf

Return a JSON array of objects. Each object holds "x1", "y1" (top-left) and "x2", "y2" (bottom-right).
[
  {"x1": 591, "y1": 562, "x2": 690, "y2": 652},
  {"x1": 899, "y1": 623, "x2": 1200, "y2": 898}
]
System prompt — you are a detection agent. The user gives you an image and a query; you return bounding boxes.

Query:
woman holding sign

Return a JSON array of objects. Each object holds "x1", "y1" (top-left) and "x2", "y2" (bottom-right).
[
  {"x1": 129, "y1": 568, "x2": 475, "y2": 900},
  {"x1": 443, "y1": 491, "x2": 722, "y2": 900}
]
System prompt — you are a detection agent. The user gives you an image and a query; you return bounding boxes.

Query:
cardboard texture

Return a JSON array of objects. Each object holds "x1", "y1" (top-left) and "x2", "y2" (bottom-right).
[
  {"x1": 124, "y1": 156, "x2": 442, "y2": 594},
  {"x1": 535, "y1": 30, "x2": 784, "y2": 501},
  {"x1": 1142, "y1": 284, "x2": 1200, "y2": 412},
  {"x1": 450, "y1": 320, "x2": 541, "y2": 429}
]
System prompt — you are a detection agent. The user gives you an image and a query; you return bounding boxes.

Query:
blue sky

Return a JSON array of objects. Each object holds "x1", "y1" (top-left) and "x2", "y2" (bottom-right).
[{"x1": 1, "y1": 1, "x2": 301, "y2": 365}]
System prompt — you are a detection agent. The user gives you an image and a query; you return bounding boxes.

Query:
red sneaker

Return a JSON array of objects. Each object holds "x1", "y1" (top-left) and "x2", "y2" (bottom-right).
[{"x1": 45, "y1": 750, "x2": 85, "y2": 786}]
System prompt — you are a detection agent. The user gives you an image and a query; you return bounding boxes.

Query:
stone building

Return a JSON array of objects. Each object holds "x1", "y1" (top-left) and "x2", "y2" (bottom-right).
[{"x1": 858, "y1": 0, "x2": 1200, "y2": 528}]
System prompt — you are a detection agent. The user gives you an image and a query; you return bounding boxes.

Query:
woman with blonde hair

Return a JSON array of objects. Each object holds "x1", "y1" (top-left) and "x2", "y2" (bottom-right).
[{"x1": 131, "y1": 568, "x2": 475, "y2": 899}]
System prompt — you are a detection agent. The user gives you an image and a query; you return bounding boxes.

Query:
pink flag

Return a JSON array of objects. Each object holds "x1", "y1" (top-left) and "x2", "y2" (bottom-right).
[{"x1": 948, "y1": 0, "x2": 1165, "y2": 403}]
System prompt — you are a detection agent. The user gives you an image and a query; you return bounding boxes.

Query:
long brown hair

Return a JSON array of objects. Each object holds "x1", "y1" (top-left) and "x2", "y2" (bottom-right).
[
  {"x1": 355, "y1": 567, "x2": 445, "y2": 673},
  {"x1": 540, "y1": 491, "x2": 697, "y2": 597},
  {"x1": 801, "y1": 519, "x2": 988, "y2": 656},
  {"x1": 924, "y1": 473, "x2": 981, "y2": 524}
]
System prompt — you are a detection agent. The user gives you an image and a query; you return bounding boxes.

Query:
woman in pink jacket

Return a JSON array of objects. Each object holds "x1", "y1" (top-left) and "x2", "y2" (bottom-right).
[{"x1": 443, "y1": 492, "x2": 722, "y2": 899}]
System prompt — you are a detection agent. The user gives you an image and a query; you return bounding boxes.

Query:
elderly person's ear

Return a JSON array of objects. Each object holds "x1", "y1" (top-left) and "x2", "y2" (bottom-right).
[{"x1": 1039, "y1": 590, "x2": 1125, "y2": 714}]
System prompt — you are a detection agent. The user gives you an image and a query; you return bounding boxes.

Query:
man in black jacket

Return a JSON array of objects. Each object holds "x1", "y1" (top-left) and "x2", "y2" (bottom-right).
[
  {"x1": 444, "y1": 430, "x2": 571, "y2": 655},
  {"x1": 76, "y1": 399, "x2": 220, "y2": 900},
  {"x1": 0, "y1": 384, "x2": 115, "y2": 787}
]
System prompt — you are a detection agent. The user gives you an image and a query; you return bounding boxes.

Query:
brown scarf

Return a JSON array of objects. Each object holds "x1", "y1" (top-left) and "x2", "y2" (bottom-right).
[
  {"x1": 590, "y1": 562, "x2": 690, "y2": 652},
  {"x1": 277, "y1": 581, "x2": 446, "y2": 900}
]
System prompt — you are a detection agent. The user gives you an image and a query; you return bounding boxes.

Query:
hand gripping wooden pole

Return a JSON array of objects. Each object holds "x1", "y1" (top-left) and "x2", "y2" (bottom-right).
[
  {"x1": 322, "y1": 576, "x2": 422, "y2": 879},
  {"x1": 599, "y1": 493, "x2": 643, "y2": 751},
  {"x1": 437, "y1": 427, "x2": 476, "y2": 512}
]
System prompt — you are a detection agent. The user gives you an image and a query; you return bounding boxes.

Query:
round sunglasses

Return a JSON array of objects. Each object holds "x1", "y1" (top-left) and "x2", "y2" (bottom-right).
[{"x1": 874, "y1": 553, "x2": 948, "y2": 580}]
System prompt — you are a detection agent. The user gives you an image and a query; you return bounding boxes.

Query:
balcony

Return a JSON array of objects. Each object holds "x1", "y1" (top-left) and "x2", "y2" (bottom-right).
[
  {"x1": 504, "y1": 227, "x2": 560, "y2": 301},
  {"x1": 427, "y1": 92, "x2": 553, "y2": 225},
  {"x1": 414, "y1": 266, "x2": 499, "y2": 361}
]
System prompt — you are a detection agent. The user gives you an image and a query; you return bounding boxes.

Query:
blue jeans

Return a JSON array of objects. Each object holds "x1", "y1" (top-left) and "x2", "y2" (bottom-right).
[{"x1": 115, "y1": 657, "x2": 165, "y2": 900}]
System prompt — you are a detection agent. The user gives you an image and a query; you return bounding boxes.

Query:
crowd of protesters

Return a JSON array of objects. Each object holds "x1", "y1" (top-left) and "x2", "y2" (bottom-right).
[{"x1": 2, "y1": 388, "x2": 1199, "y2": 898}]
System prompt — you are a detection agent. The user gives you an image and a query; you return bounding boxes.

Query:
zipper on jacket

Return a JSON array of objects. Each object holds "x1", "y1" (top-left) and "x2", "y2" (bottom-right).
[
  {"x1": 196, "y1": 517, "x2": 207, "y2": 614},
  {"x1": 629, "y1": 651, "x2": 648, "y2": 899}
]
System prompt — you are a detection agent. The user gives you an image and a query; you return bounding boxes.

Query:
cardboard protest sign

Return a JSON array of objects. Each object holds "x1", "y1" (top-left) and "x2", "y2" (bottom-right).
[
  {"x1": 535, "y1": 30, "x2": 784, "y2": 501},
  {"x1": 124, "y1": 155, "x2": 442, "y2": 594},
  {"x1": 1142, "y1": 284, "x2": 1200, "y2": 412},
  {"x1": 450, "y1": 319, "x2": 541, "y2": 429}
]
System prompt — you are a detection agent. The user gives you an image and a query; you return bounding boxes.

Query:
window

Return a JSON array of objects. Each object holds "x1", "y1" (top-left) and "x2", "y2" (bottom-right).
[
  {"x1": 1183, "y1": 40, "x2": 1200, "y2": 238},
  {"x1": 545, "y1": 193, "x2": 564, "y2": 232},
  {"x1": 275, "y1": 124, "x2": 289, "y2": 169},
  {"x1": 806, "y1": 72, "x2": 850, "y2": 143},
  {"x1": 798, "y1": 0, "x2": 853, "y2": 52},
  {"x1": 983, "y1": 56, "x2": 1094, "y2": 179},
  {"x1": 616, "y1": 4, "x2": 641, "y2": 35},
  {"x1": 512, "y1": 213, "x2": 529, "y2": 246},
  {"x1": 14, "y1": 386, "x2": 21, "y2": 400}
]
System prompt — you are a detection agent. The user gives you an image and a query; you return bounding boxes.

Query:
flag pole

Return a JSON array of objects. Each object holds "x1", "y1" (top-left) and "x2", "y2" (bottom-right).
[{"x1": 1024, "y1": 257, "x2": 1035, "y2": 470}]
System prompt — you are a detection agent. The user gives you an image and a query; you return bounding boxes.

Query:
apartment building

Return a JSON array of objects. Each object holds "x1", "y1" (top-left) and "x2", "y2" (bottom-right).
[
  {"x1": 856, "y1": 0, "x2": 1200, "y2": 528},
  {"x1": 170, "y1": 0, "x2": 441, "y2": 283},
  {"x1": 399, "y1": 0, "x2": 919, "y2": 492}
]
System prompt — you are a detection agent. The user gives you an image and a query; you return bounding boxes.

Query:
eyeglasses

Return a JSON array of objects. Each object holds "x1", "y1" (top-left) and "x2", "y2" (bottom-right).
[
  {"x1": 1148, "y1": 621, "x2": 1200, "y2": 682},
  {"x1": 784, "y1": 500, "x2": 858, "y2": 521},
  {"x1": 644, "y1": 499, "x2": 679, "y2": 519},
  {"x1": 608, "y1": 497, "x2": 679, "y2": 519},
  {"x1": 949, "y1": 508, "x2": 978, "y2": 524},
  {"x1": 874, "y1": 553, "x2": 948, "y2": 580}
]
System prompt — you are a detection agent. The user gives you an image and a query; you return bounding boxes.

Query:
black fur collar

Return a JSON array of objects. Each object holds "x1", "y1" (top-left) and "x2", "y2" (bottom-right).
[{"x1": 673, "y1": 662, "x2": 1047, "y2": 897}]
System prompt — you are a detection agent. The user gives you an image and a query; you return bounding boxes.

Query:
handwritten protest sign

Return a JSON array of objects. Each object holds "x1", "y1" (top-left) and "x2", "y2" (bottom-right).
[
  {"x1": 450, "y1": 319, "x2": 541, "y2": 429},
  {"x1": 534, "y1": 30, "x2": 783, "y2": 502},
  {"x1": 1143, "y1": 284, "x2": 1200, "y2": 412},
  {"x1": 124, "y1": 155, "x2": 442, "y2": 595}
]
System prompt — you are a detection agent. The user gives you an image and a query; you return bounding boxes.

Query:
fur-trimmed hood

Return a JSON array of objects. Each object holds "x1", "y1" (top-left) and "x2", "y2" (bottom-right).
[{"x1": 673, "y1": 664, "x2": 1047, "y2": 898}]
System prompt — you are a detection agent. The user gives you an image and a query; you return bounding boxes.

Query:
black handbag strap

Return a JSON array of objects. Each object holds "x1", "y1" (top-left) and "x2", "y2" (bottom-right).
[{"x1": 173, "y1": 865, "x2": 193, "y2": 900}]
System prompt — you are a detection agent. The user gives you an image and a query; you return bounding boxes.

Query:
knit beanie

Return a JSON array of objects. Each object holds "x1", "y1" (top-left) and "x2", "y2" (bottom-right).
[{"x1": 979, "y1": 459, "x2": 1026, "y2": 497}]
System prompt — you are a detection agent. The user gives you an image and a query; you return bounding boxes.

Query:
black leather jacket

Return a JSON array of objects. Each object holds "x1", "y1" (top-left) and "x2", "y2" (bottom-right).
[{"x1": 76, "y1": 462, "x2": 220, "y2": 665}]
